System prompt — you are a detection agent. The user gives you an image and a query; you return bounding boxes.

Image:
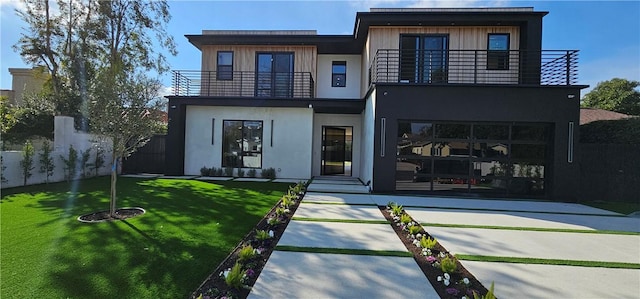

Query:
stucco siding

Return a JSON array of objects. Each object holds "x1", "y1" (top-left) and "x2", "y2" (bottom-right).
[
  {"x1": 316, "y1": 55, "x2": 362, "y2": 99},
  {"x1": 184, "y1": 106, "x2": 313, "y2": 179}
]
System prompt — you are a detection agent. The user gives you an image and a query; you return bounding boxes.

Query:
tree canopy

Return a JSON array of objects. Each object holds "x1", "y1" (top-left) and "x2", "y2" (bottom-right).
[
  {"x1": 14, "y1": 0, "x2": 177, "y2": 216},
  {"x1": 581, "y1": 78, "x2": 640, "y2": 116}
]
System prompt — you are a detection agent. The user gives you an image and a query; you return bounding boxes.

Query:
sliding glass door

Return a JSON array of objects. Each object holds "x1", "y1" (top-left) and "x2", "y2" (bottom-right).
[
  {"x1": 256, "y1": 52, "x2": 294, "y2": 97},
  {"x1": 400, "y1": 35, "x2": 448, "y2": 83}
]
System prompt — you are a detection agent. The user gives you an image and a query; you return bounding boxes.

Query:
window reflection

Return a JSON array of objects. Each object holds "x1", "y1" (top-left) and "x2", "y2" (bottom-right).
[
  {"x1": 222, "y1": 120, "x2": 263, "y2": 168},
  {"x1": 396, "y1": 120, "x2": 551, "y2": 196}
]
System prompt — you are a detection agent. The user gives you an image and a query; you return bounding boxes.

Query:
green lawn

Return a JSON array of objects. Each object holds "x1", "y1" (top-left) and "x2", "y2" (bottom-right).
[{"x1": 1, "y1": 177, "x2": 288, "y2": 298}]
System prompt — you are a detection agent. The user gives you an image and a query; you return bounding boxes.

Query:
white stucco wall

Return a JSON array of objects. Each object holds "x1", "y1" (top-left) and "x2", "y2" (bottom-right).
[
  {"x1": 184, "y1": 106, "x2": 313, "y2": 179},
  {"x1": 316, "y1": 55, "x2": 362, "y2": 99},
  {"x1": 360, "y1": 92, "x2": 376, "y2": 189},
  {"x1": 311, "y1": 113, "x2": 363, "y2": 178}
]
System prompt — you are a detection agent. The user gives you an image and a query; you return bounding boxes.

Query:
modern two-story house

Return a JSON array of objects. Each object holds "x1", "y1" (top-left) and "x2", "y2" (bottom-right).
[{"x1": 166, "y1": 7, "x2": 587, "y2": 201}]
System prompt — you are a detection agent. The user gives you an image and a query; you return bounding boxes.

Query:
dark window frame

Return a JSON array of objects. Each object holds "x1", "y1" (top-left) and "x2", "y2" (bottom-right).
[
  {"x1": 217, "y1": 51, "x2": 234, "y2": 80},
  {"x1": 222, "y1": 119, "x2": 263, "y2": 169},
  {"x1": 487, "y1": 33, "x2": 510, "y2": 70},
  {"x1": 332, "y1": 61, "x2": 347, "y2": 87}
]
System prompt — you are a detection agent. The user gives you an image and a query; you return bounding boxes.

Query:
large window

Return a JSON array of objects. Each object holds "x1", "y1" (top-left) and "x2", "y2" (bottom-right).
[
  {"x1": 222, "y1": 120, "x2": 263, "y2": 168},
  {"x1": 400, "y1": 35, "x2": 448, "y2": 83},
  {"x1": 217, "y1": 51, "x2": 233, "y2": 80},
  {"x1": 396, "y1": 121, "x2": 551, "y2": 196},
  {"x1": 487, "y1": 34, "x2": 509, "y2": 70},
  {"x1": 332, "y1": 61, "x2": 346, "y2": 87}
]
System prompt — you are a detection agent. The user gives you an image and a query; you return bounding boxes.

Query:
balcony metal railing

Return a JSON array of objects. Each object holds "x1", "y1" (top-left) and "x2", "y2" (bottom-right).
[
  {"x1": 172, "y1": 71, "x2": 315, "y2": 98},
  {"x1": 370, "y1": 49, "x2": 579, "y2": 86}
]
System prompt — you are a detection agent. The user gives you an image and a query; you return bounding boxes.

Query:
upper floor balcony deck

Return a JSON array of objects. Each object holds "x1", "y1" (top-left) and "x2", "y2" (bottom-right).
[
  {"x1": 370, "y1": 49, "x2": 579, "y2": 87},
  {"x1": 171, "y1": 71, "x2": 315, "y2": 98}
]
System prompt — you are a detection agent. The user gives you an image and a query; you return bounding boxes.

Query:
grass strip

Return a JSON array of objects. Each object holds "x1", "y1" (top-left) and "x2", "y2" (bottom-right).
[
  {"x1": 301, "y1": 201, "x2": 378, "y2": 206},
  {"x1": 275, "y1": 245, "x2": 412, "y2": 257},
  {"x1": 456, "y1": 254, "x2": 640, "y2": 269},
  {"x1": 421, "y1": 223, "x2": 640, "y2": 235},
  {"x1": 292, "y1": 217, "x2": 389, "y2": 224},
  {"x1": 403, "y1": 205, "x2": 627, "y2": 217}
]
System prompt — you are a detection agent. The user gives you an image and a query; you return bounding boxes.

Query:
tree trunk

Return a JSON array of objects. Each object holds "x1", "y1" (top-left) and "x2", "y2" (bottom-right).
[{"x1": 109, "y1": 157, "x2": 118, "y2": 217}]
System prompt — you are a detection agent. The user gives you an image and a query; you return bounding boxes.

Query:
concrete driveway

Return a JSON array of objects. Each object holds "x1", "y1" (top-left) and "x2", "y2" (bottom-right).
[{"x1": 249, "y1": 179, "x2": 640, "y2": 298}]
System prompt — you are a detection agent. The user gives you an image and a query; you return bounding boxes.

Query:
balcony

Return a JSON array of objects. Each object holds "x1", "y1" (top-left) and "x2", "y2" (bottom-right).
[
  {"x1": 370, "y1": 49, "x2": 579, "y2": 86},
  {"x1": 171, "y1": 71, "x2": 315, "y2": 98}
]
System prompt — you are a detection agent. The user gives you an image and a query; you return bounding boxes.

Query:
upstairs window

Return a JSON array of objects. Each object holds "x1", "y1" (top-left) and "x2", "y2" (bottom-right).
[
  {"x1": 217, "y1": 51, "x2": 233, "y2": 80},
  {"x1": 332, "y1": 61, "x2": 346, "y2": 87},
  {"x1": 487, "y1": 34, "x2": 509, "y2": 70}
]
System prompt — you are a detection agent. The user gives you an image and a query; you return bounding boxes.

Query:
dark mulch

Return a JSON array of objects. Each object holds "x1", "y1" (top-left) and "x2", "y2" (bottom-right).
[
  {"x1": 190, "y1": 190, "x2": 304, "y2": 299},
  {"x1": 379, "y1": 206, "x2": 492, "y2": 299},
  {"x1": 77, "y1": 207, "x2": 146, "y2": 223}
]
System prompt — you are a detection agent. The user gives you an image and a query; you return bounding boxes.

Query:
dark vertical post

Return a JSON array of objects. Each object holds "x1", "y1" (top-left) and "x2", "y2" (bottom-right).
[
  {"x1": 565, "y1": 51, "x2": 571, "y2": 86},
  {"x1": 474, "y1": 50, "x2": 478, "y2": 84}
]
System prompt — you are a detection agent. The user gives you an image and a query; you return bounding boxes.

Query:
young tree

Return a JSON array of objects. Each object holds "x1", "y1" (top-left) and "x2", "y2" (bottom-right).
[
  {"x1": 60, "y1": 144, "x2": 78, "y2": 181},
  {"x1": 20, "y1": 141, "x2": 35, "y2": 186},
  {"x1": 39, "y1": 140, "x2": 55, "y2": 183},
  {"x1": 92, "y1": 146, "x2": 105, "y2": 176},
  {"x1": 80, "y1": 148, "x2": 91, "y2": 178},
  {"x1": 90, "y1": 72, "x2": 165, "y2": 216},
  {"x1": 1, "y1": 156, "x2": 7, "y2": 184},
  {"x1": 582, "y1": 78, "x2": 640, "y2": 116}
]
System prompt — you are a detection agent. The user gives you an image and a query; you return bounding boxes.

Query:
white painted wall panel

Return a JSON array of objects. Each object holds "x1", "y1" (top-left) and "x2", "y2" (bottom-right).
[
  {"x1": 184, "y1": 106, "x2": 313, "y2": 179},
  {"x1": 316, "y1": 55, "x2": 362, "y2": 99},
  {"x1": 360, "y1": 92, "x2": 376, "y2": 189},
  {"x1": 311, "y1": 113, "x2": 363, "y2": 178}
]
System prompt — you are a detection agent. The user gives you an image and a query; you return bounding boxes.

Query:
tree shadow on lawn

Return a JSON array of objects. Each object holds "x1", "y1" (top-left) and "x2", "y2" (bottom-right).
[{"x1": 2, "y1": 177, "x2": 288, "y2": 298}]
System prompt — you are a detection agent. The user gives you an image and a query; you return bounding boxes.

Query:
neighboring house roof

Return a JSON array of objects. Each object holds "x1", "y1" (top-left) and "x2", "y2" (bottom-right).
[{"x1": 580, "y1": 108, "x2": 632, "y2": 125}]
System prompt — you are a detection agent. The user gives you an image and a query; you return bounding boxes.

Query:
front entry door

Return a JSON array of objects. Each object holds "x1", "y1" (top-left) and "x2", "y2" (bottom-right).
[{"x1": 322, "y1": 127, "x2": 346, "y2": 175}]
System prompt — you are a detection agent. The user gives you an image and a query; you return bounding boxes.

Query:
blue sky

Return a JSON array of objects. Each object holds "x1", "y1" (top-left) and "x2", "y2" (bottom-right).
[{"x1": 1, "y1": 0, "x2": 639, "y2": 95}]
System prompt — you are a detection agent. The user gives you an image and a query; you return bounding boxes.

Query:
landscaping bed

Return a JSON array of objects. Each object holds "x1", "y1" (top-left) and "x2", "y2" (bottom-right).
[
  {"x1": 191, "y1": 182, "x2": 306, "y2": 299},
  {"x1": 380, "y1": 202, "x2": 493, "y2": 299}
]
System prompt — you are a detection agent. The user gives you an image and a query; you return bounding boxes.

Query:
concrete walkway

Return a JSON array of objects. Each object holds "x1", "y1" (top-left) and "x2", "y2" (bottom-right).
[
  {"x1": 249, "y1": 178, "x2": 439, "y2": 298},
  {"x1": 248, "y1": 181, "x2": 640, "y2": 298}
]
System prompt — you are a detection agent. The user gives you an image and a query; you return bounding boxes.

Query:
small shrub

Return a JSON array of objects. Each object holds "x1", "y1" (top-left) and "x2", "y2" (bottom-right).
[
  {"x1": 200, "y1": 166, "x2": 210, "y2": 176},
  {"x1": 400, "y1": 213, "x2": 412, "y2": 225},
  {"x1": 267, "y1": 217, "x2": 281, "y2": 226},
  {"x1": 261, "y1": 167, "x2": 276, "y2": 179},
  {"x1": 255, "y1": 230, "x2": 271, "y2": 241},
  {"x1": 473, "y1": 282, "x2": 496, "y2": 299},
  {"x1": 237, "y1": 168, "x2": 245, "y2": 178},
  {"x1": 440, "y1": 255, "x2": 458, "y2": 274},
  {"x1": 420, "y1": 236, "x2": 437, "y2": 249},
  {"x1": 281, "y1": 194, "x2": 294, "y2": 208},
  {"x1": 408, "y1": 225, "x2": 421, "y2": 236},
  {"x1": 215, "y1": 168, "x2": 224, "y2": 177},
  {"x1": 224, "y1": 262, "x2": 245, "y2": 289},
  {"x1": 247, "y1": 169, "x2": 257, "y2": 178},
  {"x1": 19, "y1": 141, "x2": 35, "y2": 186},
  {"x1": 237, "y1": 244, "x2": 256, "y2": 263},
  {"x1": 208, "y1": 167, "x2": 217, "y2": 177},
  {"x1": 275, "y1": 207, "x2": 286, "y2": 217},
  {"x1": 38, "y1": 140, "x2": 54, "y2": 183},
  {"x1": 390, "y1": 203, "x2": 403, "y2": 216},
  {"x1": 224, "y1": 166, "x2": 234, "y2": 177}
]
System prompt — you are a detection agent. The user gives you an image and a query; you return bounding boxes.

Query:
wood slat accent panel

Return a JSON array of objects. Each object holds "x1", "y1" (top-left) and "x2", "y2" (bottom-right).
[
  {"x1": 367, "y1": 26, "x2": 520, "y2": 59},
  {"x1": 201, "y1": 45, "x2": 317, "y2": 75}
]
